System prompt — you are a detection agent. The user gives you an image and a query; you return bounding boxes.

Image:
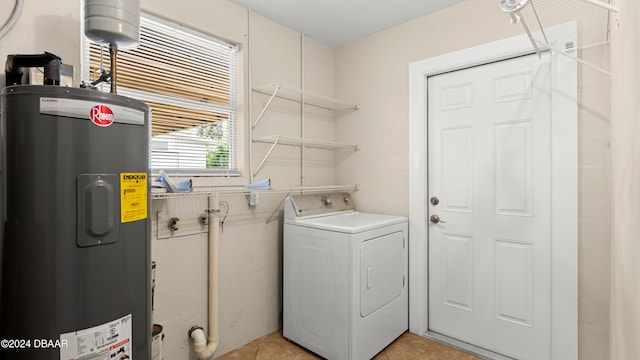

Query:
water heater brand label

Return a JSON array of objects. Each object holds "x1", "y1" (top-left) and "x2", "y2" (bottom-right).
[
  {"x1": 90, "y1": 105, "x2": 114, "y2": 127},
  {"x1": 40, "y1": 97, "x2": 145, "y2": 125},
  {"x1": 121, "y1": 173, "x2": 148, "y2": 223},
  {"x1": 59, "y1": 314, "x2": 133, "y2": 360}
]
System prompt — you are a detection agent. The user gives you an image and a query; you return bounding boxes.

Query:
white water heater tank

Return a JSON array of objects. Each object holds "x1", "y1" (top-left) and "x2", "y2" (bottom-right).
[{"x1": 84, "y1": 0, "x2": 140, "y2": 49}]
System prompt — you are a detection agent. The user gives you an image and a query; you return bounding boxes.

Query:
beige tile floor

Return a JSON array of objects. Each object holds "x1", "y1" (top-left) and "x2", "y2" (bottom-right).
[{"x1": 217, "y1": 330, "x2": 483, "y2": 360}]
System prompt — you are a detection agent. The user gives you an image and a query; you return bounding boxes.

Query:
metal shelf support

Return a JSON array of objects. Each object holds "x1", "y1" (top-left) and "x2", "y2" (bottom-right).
[
  {"x1": 252, "y1": 83, "x2": 281, "y2": 129},
  {"x1": 253, "y1": 136, "x2": 281, "y2": 177}
]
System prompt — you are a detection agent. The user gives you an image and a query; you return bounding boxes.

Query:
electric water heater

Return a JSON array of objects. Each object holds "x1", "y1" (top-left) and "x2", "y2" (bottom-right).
[{"x1": 0, "y1": 85, "x2": 151, "y2": 359}]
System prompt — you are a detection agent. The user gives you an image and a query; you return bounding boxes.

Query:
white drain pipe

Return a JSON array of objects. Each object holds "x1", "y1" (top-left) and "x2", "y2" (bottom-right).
[{"x1": 189, "y1": 194, "x2": 220, "y2": 359}]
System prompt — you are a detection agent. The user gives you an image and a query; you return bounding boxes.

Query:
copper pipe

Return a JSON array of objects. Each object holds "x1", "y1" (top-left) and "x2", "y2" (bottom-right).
[{"x1": 109, "y1": 44, "x2": 118, "y2": 94}]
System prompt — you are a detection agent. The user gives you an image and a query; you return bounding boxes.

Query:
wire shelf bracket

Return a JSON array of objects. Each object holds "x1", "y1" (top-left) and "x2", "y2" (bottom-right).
[{"x1": 252, "y1": 82, "x2": 359, "y2": 129}]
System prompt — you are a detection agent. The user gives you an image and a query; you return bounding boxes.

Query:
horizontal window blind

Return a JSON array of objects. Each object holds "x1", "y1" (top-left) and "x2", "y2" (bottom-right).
[{"x1": 86, "y1": 13, "x2": 238, "y2": 175}]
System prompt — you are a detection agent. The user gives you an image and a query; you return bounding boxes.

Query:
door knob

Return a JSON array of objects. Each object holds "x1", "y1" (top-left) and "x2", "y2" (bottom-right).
[{"x1": 430, "y1": 215, "x2": 446, "y2": 224}]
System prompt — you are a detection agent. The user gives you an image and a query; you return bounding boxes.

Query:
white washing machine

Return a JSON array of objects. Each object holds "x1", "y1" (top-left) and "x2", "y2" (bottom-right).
[{"x1": 283, "y1": 192, "x2": 408, "y2": 360}]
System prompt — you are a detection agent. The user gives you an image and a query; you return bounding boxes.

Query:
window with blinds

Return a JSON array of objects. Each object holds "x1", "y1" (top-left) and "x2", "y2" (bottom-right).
[{"x1": 85, "y1": 13, "x2": 239, "y2": 175}]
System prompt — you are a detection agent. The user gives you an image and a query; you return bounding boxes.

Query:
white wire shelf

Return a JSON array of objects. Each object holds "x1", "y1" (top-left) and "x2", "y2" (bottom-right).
[
  {"x1": 253, "y1": 135, "x2": 360, "y2": 150},
  {"x1": 248, "y1": 81, "x2": 360, "y2": 195},
  {"x1": 252, "y1": 135, "x2": 360, "y2": 178},
  {"x1": 151, "y1": 184, "x2": 359, "y2": 200},
  {"x1": 253, "y1": 82, "x2": 359, "y2": 111}
]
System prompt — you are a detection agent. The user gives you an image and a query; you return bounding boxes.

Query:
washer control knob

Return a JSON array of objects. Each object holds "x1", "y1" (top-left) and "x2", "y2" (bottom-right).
[
  {"x1": 322, "y1": 197, "x2": 332, "y2": 206},
  {"x1": 344, "y1": 196, "x2": 350, "y2": 204}
]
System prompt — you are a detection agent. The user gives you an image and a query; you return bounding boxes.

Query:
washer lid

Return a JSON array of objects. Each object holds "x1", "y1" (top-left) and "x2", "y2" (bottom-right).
[{"x1": 287, "y1": 211, "x2": 407, "y2": 234}]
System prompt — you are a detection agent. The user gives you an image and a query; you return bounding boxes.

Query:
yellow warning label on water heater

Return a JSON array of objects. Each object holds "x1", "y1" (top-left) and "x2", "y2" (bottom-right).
[{"x1": 121, "y1": 173, "x2": 148, "y2": 223}]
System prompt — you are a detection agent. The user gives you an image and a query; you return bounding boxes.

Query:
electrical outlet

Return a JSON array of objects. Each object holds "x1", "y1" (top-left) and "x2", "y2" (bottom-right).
[{"x1": 248, "y1": 191, "x2": 259, "y2": 206}]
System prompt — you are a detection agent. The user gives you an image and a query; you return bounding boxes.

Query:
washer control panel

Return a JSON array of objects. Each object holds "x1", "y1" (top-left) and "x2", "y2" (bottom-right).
[{"x1": 287, "y1": 192, "x2": 355, "y2": 218}]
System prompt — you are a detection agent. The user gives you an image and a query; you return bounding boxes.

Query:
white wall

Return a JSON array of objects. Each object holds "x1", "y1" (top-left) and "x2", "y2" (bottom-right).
[
  {"x1": 333, "y1": 0, "x2": 611, "y2": 358},
  {"x1": 609, "y1": 0, "x2": 640, "y2": 358}
]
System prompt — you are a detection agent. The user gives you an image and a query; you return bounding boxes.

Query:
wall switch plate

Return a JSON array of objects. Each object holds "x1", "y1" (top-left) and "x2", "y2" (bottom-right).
[{"x1": 248, "y1": 191, "x2": 259, "y2": 206}]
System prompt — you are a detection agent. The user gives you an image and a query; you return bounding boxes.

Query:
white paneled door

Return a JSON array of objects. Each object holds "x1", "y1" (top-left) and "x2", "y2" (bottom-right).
[{"x1": 428, "y1": 53, "x2": 552, "y2": 360}]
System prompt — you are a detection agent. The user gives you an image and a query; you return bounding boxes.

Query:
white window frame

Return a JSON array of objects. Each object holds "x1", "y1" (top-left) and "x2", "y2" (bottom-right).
[{"x1": 81, "y1": 12, "x2": 241, "y2": 178}]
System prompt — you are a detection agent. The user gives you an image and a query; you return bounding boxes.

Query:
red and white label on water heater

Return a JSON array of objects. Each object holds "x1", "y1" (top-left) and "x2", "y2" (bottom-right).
[
  {"x1": 59, "y1": 313, "x2": 133, "y2": 360},
  {"x1": 39, "y1": 97, "x2": 145, "y2": 126},
  {"x1": 90, "y1": 104, "x2": 115, "y2": 127}
]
